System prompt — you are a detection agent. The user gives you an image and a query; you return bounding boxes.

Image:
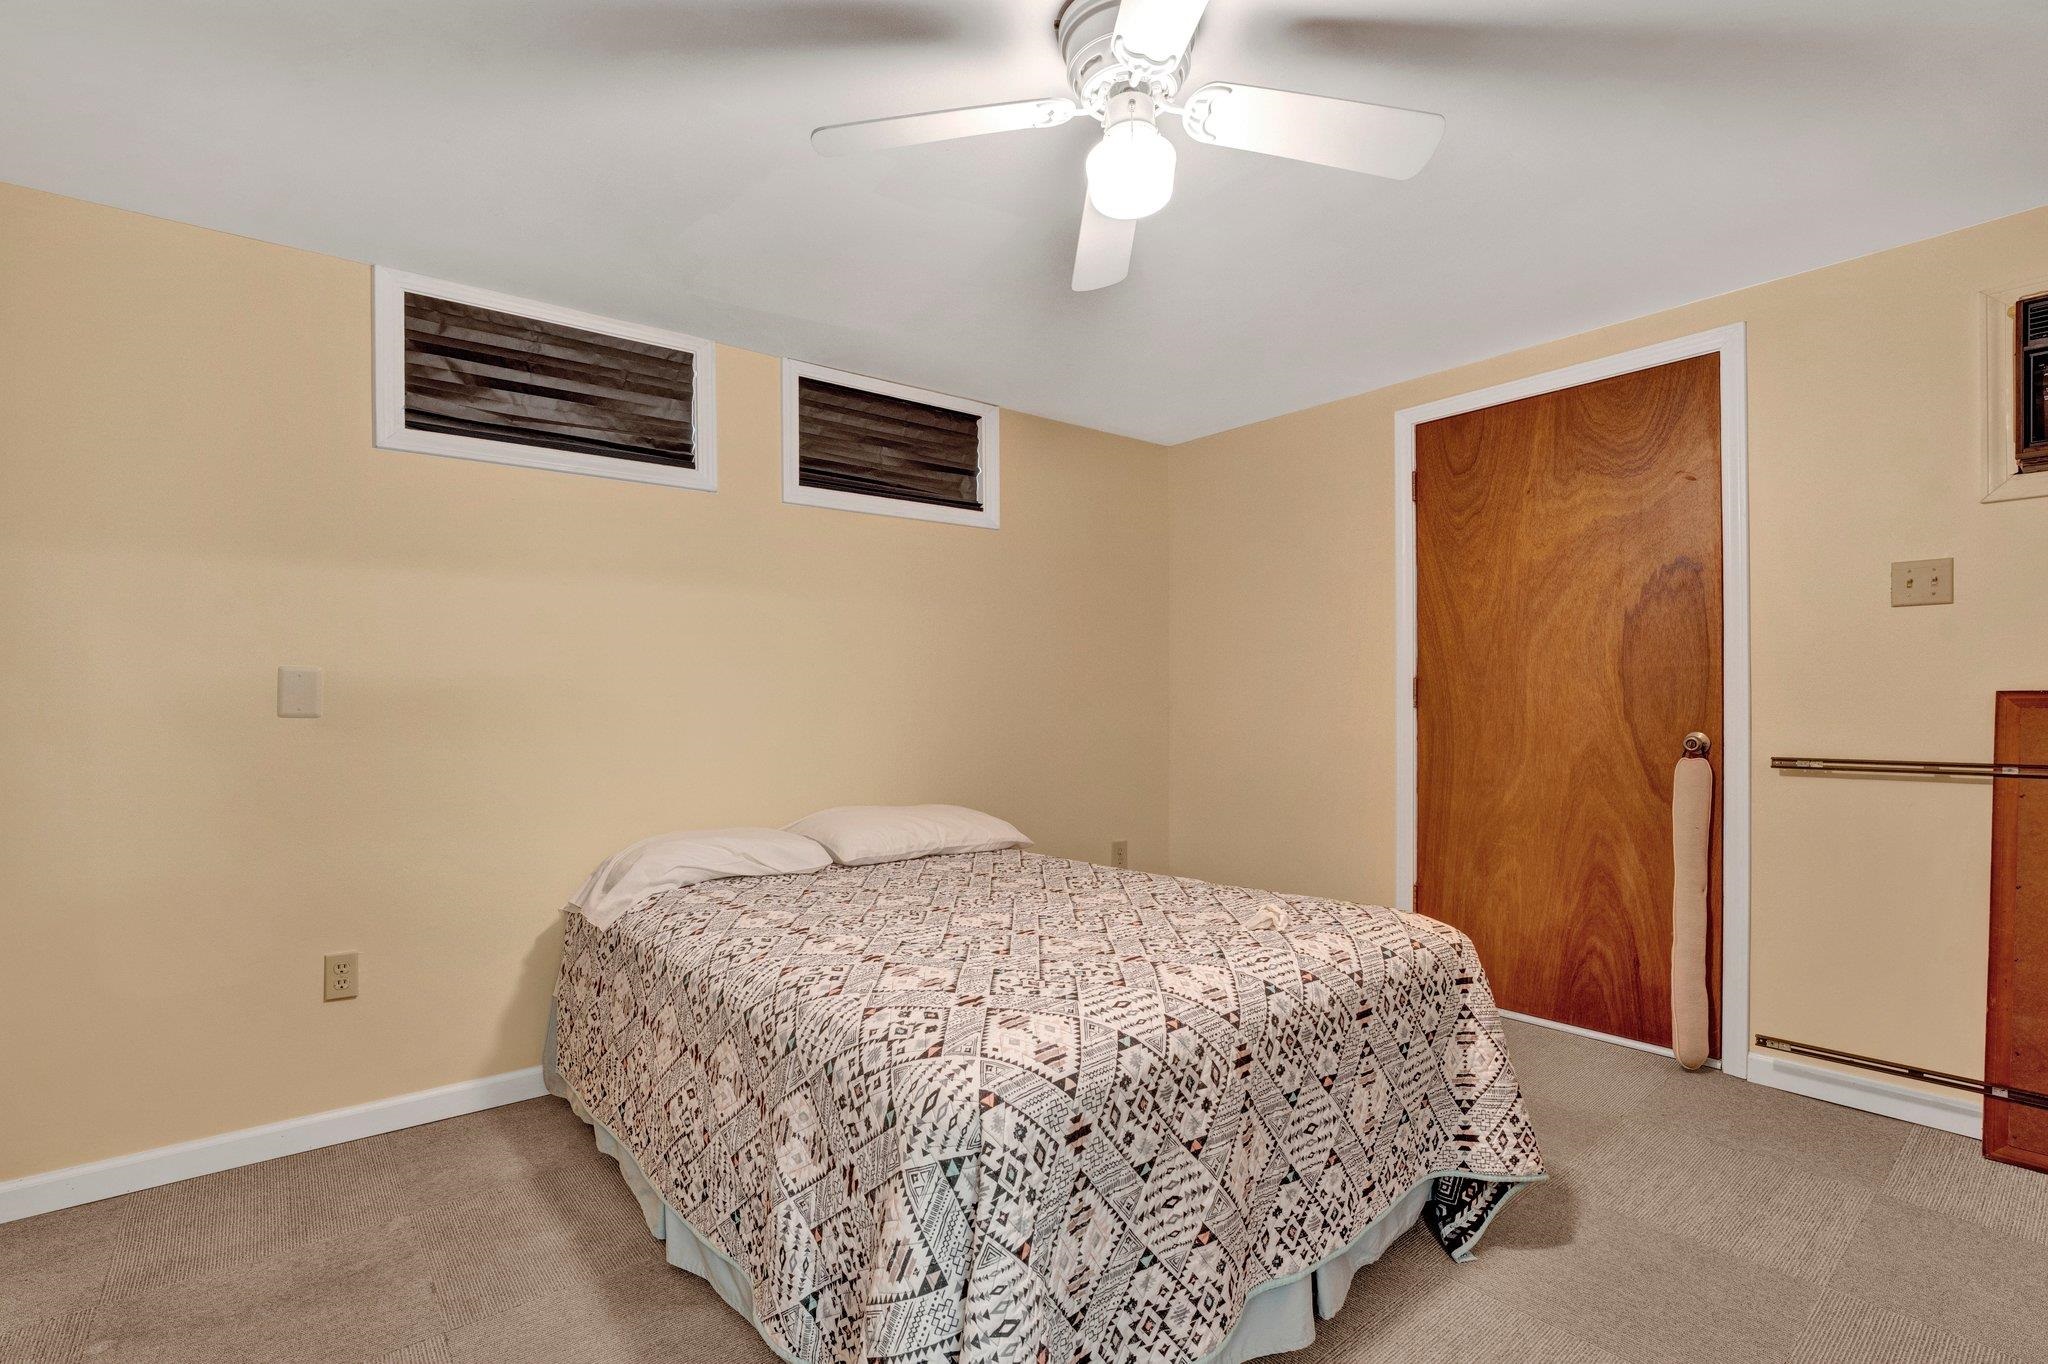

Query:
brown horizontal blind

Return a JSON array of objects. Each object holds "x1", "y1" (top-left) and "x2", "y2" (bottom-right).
[
  {"x1": 404, "y1": 294, "x2": 695, "y2": 467},
  {"x1": 2020, "y1": 294, "x2": 2048, "y2": 475},
  {"x1": 797, "y1": 377, "x2": 981, "y2": 510}
]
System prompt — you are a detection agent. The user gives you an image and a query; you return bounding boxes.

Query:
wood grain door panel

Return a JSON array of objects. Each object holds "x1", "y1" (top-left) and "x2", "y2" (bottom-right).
[
  {"x1": 1986, "y1": 691, "x2": 2048, "y2": 1173},
  {"x1": 1416, "y1": 355, "x2": 1723, "y2": 1052}
]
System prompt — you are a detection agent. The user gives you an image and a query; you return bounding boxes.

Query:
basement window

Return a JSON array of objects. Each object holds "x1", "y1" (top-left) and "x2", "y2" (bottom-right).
[
  {"x1": 781, "y1": 360, "x2": 999, "y2": 528},
  {"x1": 2020, "y1": 292, "x2": 2048, "y2": 475},
  {"x1": 373, "y1": 269, "x2": 716, "y2": 491}
]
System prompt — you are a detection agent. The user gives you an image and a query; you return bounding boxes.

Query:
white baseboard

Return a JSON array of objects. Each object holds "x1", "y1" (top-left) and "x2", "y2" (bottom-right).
[
  {"x1": 1747, "y1": 1050, "x2": 1982, "y2": 1140},
  {"x1": 0, "y1": 1066, "x2": 547, "y2": 1225},
  {"x1": 0, "y1": 1047, "x2": 1980, "y2": 1225}
]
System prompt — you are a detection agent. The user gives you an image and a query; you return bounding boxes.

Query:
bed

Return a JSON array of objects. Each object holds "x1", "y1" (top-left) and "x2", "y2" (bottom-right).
[{"x1": 547, "y1": 849, "x2": 1543, "y2": 1364}]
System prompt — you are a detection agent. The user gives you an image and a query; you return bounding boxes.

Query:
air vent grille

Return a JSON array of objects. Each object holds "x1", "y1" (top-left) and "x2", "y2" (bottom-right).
[
  {"x1": 2025, "y1": 295, "x2": 2048, "y2": 347},
  {"x1": 2023, "y1": 293, "x2": 2048, "y2": 470}
]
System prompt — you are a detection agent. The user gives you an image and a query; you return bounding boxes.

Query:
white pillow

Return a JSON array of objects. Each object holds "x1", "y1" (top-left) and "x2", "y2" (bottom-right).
[
  {"x1": 786, "y1": 804, "x2": 1031, "y2": 867},
  {"x1": 569, "y1": 827, "x2": 831, "y2": 929}
]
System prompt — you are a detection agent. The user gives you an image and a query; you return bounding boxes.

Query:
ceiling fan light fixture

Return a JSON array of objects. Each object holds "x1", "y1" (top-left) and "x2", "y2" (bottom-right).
[
  {"x1": 1085, "y1": 91, "x2": 1176, "y2": 220},
  {"x1": 810, "y1": 0, "x2": 1446, "y2": 290}
]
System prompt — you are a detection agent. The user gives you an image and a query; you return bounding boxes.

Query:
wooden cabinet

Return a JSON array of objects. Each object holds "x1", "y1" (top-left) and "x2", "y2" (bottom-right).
[{"x1": 1986, "y1": 691, "x2": 2048, "y2": 1172}]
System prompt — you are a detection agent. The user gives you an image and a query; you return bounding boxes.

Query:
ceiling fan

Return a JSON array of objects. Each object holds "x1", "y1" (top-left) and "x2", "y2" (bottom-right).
[{"x1": 810, "y1": 0, "x2": 1446, "y2": 292}]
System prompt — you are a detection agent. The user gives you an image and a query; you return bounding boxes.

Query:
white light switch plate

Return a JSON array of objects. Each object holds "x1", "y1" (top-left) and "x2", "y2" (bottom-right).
[
  {"x1": 277, "y1": 665, "x2": 323, "y2": 718},
  {"x1": 1890, "y1": 558, "x2": 1954, "y2": 607}
]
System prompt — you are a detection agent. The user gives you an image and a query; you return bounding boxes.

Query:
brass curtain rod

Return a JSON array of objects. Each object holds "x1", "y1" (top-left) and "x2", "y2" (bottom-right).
[
  {"x1": 1771, "y1": 756, "x2": 2048, "y2": 780},
  {"x1": 1756, "y1": 1035, "x2": 2048, "y2": 1112}
]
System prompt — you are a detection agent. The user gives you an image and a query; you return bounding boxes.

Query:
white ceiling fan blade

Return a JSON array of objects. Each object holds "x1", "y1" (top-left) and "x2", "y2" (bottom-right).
[
  {"x1": 1072, "y1": 193, "x2": 1135, "y2": 292},
  {"x1": 1179, "y1": 82, "x2": 1445, "y2": 179},
  {"x1": 1112, "y1": 0, "x2": 1212, "y2": 67},
  {"x1": 812, "y1": 98, "x2": 1079, "y2": 156}
]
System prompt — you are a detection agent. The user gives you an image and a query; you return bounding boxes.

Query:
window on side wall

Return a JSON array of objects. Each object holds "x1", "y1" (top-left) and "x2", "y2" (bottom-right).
[{"x1": 781, "y1": 360, "x2": 998, "y2": 528}]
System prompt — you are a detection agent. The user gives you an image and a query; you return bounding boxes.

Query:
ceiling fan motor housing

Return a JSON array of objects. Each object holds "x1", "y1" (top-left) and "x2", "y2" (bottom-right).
[
  {"x1": 1101, "y1": 87, "x2": 1158, "y2": 134},
  {"x1": 1056, "y1": 0, "x2": 1188, "y2": 111}
]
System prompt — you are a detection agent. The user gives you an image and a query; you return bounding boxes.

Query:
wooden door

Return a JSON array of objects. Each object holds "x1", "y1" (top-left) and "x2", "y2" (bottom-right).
[
  {"x1": 1986, "y1": 691, "x2": 2048, "y2": 1173},
  {"x1": 1415, "y1": 355, "x2": 1722, "y2": 1053}
]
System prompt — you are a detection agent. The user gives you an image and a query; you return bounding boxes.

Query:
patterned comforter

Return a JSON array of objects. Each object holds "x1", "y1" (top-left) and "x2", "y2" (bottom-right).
[{"x1": 552, "y1": 851, "x2": 1542, "y2": 1364}]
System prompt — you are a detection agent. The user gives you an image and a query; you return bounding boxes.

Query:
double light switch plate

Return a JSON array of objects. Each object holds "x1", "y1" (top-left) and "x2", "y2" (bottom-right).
[{"x1": 1891, "y1": 558, "x2": 1954, "y2": 607}]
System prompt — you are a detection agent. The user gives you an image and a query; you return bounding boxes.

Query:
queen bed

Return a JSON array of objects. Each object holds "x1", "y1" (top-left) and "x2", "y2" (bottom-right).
[{"x1": 547, "y1": 843, "x2": 1543, "y2": 1364}]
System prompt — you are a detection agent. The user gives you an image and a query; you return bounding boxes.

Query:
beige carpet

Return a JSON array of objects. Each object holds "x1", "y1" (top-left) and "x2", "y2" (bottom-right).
[{"x1": 5, "y1": 1020, "x2": 2045, "y2": 1364}]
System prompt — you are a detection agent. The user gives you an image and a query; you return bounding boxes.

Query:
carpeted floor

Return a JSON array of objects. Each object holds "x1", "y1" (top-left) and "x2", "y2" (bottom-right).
[{"x1": 5, "y1": 1020, "x2": 2046, "y2": 1363}]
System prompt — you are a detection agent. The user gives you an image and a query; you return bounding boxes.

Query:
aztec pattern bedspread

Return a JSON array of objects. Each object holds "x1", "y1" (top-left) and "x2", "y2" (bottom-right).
[{"x1": 552, "y1": 851, "x2": 1543, "y2": 1364}]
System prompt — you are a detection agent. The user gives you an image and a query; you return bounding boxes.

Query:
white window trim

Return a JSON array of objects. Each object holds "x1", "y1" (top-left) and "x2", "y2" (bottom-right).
[
  {"x1": 372, "y1": 268, "x2": 717, "y2": 492},
  {"x1": 780, "y1": 359, "x2": 999, "y2": 529},
  {"x1": 1980, "y1": 274, "x2": 2048, "y2": 504}
]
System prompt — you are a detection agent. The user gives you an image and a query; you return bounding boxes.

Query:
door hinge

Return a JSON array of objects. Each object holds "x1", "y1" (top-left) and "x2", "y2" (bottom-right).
[
  {"x1": 1411, "y1": 674, "x2": 1418, "y2": 706},
  {"x1": 1411, "y1": 469, "x2": 1418, "y2": 502}
]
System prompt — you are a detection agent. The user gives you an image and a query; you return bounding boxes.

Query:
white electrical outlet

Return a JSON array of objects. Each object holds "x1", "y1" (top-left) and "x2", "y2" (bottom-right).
[
  {"x1": 1110, "y1": 840, "x2": 1129, "y2": 869},
  {"x1": 324, "y1": 952, "x2": 359, "y2": 1001}
]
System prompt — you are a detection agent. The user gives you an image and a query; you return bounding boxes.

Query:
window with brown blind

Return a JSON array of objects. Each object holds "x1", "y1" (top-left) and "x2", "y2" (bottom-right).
[
  {"x1": 781, "y1": 360, "x2": 999, "y2": 528},
  {"x1": 2019, "y1": 292, "x2": 2048, "y2": 475},
  {"x1": 373, "y1": 270, "x2": 716, "y2": 491}
]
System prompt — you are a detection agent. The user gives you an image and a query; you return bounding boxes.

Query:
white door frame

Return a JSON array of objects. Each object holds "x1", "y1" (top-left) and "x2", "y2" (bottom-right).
[{"x1": 1392, "y1": 323, "x2": 1751, "y2": 1078}]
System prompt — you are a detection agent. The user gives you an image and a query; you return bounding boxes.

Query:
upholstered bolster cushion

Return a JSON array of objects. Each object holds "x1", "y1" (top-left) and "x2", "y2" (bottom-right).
[{"x1": 1670, "y1": 754, "x2": 1714, "y2": 1071}]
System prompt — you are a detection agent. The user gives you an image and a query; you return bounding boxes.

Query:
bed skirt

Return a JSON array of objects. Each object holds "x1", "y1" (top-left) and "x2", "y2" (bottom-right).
[{"x1": 543, "y1": 1010, "x2": 1458, "y2": 1364}]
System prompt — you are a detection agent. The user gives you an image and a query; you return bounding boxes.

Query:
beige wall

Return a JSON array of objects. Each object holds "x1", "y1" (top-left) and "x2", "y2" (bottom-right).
[
  {"x1": 0, "y1": 182, "x2": 1169, "y2": 1181},
  {"x1": 1169, "y1": 204, "x2": 2048, "y2": 1084},
  {"x1": 9, "y1": 173, "x2": 2046, "y2": 1183}
]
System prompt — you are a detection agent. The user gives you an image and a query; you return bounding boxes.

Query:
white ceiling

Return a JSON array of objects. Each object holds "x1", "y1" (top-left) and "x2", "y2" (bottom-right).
[{"x1": 3, "y1": 1, "x2": 2045, "y2": 444}]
